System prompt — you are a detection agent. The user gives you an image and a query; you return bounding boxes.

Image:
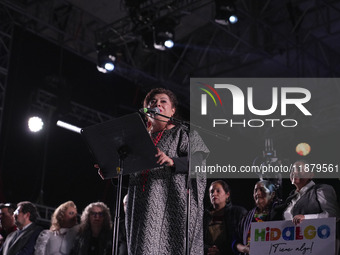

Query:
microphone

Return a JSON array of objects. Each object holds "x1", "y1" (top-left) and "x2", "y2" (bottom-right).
[{"x1": 139, "y1": 107, "x2": 160, "y2": 114}]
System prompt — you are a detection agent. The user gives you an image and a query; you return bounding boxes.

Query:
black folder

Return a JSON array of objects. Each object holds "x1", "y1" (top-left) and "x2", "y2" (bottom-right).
[{"x1": 81, "y1": 113, "x2": 159, "y2": 179}]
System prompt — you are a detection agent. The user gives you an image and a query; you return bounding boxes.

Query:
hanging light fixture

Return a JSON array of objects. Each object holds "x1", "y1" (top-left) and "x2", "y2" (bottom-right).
[
  {"x1": 96, "y1": 42, "x2": 117, "y2": 73},
  {"x1": 214, "y1": 0, "x2": 238, "y2": 26},
  {"x1": 153, "y1": 18, "x2": 176, "y2": 51}
]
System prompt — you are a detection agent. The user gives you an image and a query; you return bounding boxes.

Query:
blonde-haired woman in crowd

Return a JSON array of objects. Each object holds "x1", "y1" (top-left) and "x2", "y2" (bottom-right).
[{"x1": 35, "y1": 201, "x2": 79, "y2": 255}]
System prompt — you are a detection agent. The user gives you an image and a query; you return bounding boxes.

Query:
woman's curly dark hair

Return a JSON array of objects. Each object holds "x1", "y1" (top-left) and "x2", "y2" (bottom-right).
[{"x1": 79, "y1": 202, "x2": 112, "y2": 234}]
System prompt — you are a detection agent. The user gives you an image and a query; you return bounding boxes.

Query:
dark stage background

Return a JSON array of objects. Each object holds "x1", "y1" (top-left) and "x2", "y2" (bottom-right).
[{"x1": 0, "y1": 26, "x2": 339, "y2": 215}]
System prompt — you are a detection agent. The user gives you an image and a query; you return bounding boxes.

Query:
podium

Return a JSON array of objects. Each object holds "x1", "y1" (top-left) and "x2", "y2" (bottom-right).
[{"x1": 81, "y1": 112, "x2": 159, "y2": 255}]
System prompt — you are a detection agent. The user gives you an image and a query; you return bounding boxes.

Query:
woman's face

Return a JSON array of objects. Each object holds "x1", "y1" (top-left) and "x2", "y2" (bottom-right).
[
  {"x1": 290, "y1": 162, "x2": 313, "y2": 188},
  {"x1": 253, "y1": 182, "x2": 274, "y2": 210},
  {"x1": 89, "y1": 206, "x2": 104, "y2": 228},
  {"x1": 61, "y1": 206, "x2": 77, "y2": 228},
  {"x1": 209, "y1": 183, "x2": 229, "y2": 208},
  {"x1": 147, "y1": 93, "x2": 175, "y2": 122}
]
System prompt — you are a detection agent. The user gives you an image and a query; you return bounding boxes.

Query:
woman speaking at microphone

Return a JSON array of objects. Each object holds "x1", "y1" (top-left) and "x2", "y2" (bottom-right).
[{"x1": 125, "y1": 88, "x2": 209, "y2": 255}]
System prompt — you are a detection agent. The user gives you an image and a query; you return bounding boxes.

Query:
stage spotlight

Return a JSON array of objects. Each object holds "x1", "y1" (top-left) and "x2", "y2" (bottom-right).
[
  {"x1": 97, "y1": 53, "x2": 116, "y2": 73},
  {"x1": 164, "y1": 39, "x2": 174, "y2": 49},
  {"x1": 228, "y1": 14, "x2": 238, "y2": 24},
  {"x1": 154, "y1": 30, "x2": 174, "y2": 51},
  {"x1": 96, "y1": 43, "x2": 116, "y2": 73},
  {"x1": 28, "y1": 116, "x2": 44, "y2": 132},
  {"x1": 153, "y1": 18, "x2": 176, "y2": 51},
  {"x1": 214, "y1": 0, "x2": 238, "y2": 25},
  {"x1": 56, "y1": 120, "x2": 81, "y2": 133}
]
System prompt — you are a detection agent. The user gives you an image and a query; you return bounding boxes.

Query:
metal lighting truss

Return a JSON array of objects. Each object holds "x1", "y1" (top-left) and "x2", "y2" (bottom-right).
[
  {"x1": 0, "y1": 4, "x2": 14, "y2": 142},
  {"x1": 1, "y1": 0, "x2": 340, "y2": 142}
]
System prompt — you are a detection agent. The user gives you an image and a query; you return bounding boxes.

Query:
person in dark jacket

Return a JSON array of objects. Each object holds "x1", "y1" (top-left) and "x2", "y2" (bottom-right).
[
  {"x1": 204, "y1": 180, "x2": 247, "y2": 255},
  {"x1": 0, "y1": 203, "x2": 17, "y2": 248},
  {"x1": 0, "y1": 201, "x2": 42, "y2": 255}
]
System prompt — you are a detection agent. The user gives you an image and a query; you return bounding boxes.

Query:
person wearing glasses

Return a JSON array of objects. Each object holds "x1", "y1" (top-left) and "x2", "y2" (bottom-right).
[
  {"x1": 0, "y1": 203, "x2": 17, "y2": 248},
  {"x1": 34, "y1": 201, "x2": 79, "y2": 255},
  {"x1": 0, "y1": 201, "x2": 42, "y2": 255},
  {"x1": 71, "y1": 202, "x2": 112, "y2": 255}
]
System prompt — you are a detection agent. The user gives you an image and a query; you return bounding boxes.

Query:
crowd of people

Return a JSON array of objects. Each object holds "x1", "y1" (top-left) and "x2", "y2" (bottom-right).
[
  {"x1": 1, "y1": 88, "x2": 339, "y2": 255},
  {"x1": 0, "y1": 200, "x2": 126, "y2": 255}
]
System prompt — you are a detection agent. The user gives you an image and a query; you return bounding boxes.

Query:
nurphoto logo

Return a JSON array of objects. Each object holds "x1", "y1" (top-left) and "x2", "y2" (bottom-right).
[{"x1": 198, "y1": 82, "x2": 312, "y2": 128}]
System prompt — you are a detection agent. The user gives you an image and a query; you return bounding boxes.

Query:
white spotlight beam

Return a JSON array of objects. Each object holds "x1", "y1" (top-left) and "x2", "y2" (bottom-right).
[
  {"x1": 28, "y1": 116, "x2": 44, "y2": 132},
  {"x1": 56, "y1": 120, "x2": 82, "y2": 134}
]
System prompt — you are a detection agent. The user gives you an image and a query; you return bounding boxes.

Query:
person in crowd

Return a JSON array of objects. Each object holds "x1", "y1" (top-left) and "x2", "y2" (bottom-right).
[
  {"x1": 204, "y1": 180, "x2": 247, "y2": 255},
  {"x1": 0, "y1": 201, "x2": 43, "y2": 255},
  {"x1": 34, "y1": 201, "x2": 79, "y2": 255},
  {"x1": 0, "y1": 203, "x2": 17, "y2": 248},
  {"x1": 71, "y1": 202, "x2": 112, "y2": 255},
  {"x1": 125, "y1": 88, "x2": 209, "y2": 254},
  {"x1": 233, "y1": 180, "x2": 280, "y2": 254},
  {"x1": 283, "y1": 159, "x2": 340, "y2": 223},
  {"x1": 282, "y1": 160, "x2": 340, "y2": 254}
]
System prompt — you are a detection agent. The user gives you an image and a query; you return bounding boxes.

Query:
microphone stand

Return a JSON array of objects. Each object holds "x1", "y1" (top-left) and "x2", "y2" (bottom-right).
[
  {"x1": 150, "y1": 112, "x2": 229, "y2": 255},
  {"x1": 112, "y1": 148, "x2": 126, "y2": 255}
]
